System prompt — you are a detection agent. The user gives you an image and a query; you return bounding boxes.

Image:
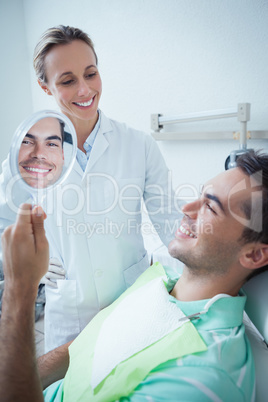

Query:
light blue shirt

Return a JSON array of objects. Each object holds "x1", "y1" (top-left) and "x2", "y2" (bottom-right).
[
  {"x1": 44, "y1": 264, "x2": 255, "y2": 402},
  {"x1": 76, "y1": 112, "x2": 101, "y2": 171}
]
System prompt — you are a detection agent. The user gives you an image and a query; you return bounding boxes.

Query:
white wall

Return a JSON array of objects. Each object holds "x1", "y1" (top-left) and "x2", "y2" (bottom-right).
[
  {"x1": 1, "y1": 0, "x2": 268, "y2": 194},
  {"x1": 0, "y1": 0, "x2": 33, "y2": 164}
]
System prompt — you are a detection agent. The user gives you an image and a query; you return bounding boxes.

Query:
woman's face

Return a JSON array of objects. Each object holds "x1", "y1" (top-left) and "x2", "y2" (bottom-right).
[{"x1": 41, "y1": 40, "x2": 102, "y2": 126}]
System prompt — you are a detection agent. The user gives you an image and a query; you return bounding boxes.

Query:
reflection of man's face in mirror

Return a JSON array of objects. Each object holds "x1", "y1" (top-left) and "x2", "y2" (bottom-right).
[{"x1": 18, "y1": 117, "x2": 65, "y2": 189}]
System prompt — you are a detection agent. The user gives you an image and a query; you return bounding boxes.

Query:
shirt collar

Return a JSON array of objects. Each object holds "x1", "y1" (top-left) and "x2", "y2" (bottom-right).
[
  {"x1": 83, "y1": 111, "x2": 101, "y2": 151},
  {"x1": 170, "y1": 292, "x2": 246, "y2": 329},
  {"x1": 164, "y1": 273, "x2": 246, "y2": 330}
]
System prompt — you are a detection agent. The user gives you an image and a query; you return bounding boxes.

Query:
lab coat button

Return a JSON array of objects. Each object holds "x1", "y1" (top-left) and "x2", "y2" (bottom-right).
[{"x1": 94, "y1": 269, "x2": 103, "y2": 278}]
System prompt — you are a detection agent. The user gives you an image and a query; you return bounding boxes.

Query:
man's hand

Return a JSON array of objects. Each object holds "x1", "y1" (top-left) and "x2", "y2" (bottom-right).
[
  {"x1": 1, "y1": 203, "x2": 49, "y2": 296},
  {"x1": 0, "y1": 203, "x2": 47, "y2": 401}
]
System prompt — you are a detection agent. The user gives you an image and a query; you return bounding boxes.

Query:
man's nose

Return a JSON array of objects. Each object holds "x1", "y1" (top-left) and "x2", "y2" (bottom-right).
[
  {"x1": 182, "y1": 199, "x2": 200, "y2": 219},
  {"x1": 77, "y1": 79, "x2": 90, "y2": 97},
  {"x1": 30, "y1": 143, "x2": 47, "y2": 159}
]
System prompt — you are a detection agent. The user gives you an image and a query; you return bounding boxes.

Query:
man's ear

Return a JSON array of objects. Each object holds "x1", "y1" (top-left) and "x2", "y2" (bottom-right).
[
  {"x1": 240, "y1": 243, "x2": 268, "y2": 270},
  {"x1": 38, "y1": 79, "x2": 52, "y2": 95}
]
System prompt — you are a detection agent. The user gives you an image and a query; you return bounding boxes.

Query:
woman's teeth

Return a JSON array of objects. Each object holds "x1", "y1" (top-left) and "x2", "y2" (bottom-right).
[
  {"x1": 75, "y1": 98, "x2": 93, "y2": 107},
  {"x1": 180, "y1": 225, "x2": 197, "y2": 238}
]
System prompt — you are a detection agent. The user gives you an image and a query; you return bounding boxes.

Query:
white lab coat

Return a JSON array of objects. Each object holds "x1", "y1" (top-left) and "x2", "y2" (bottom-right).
[{"x1": 0, "y1": 111, "x2": 180, "y2": 352}]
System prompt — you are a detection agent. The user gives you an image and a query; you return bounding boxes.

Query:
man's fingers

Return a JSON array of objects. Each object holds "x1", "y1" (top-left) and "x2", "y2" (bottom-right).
[
  {"x1": 16, "y1": 203, "x2": 33, "y2": 226},
  {"x1": 31, "y1": 206, "x2": 46, "y2": 235},
  {"x1": 32, "y1": 205, "x2": 47, "y2": 220},
  {"x1": 32, "y1": 206, "x2": 49, "y2": 254}
]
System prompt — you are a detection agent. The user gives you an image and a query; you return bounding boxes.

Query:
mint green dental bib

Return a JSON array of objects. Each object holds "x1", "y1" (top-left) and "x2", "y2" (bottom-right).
[{"x1": 63, "y1": 263, "x2": 207, "y2": 401}]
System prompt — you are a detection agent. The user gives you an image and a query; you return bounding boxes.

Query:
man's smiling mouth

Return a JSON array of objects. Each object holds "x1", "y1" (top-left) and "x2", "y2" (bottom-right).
[
  {"x1": 179, "y1": 225, "x2": 197, "y2": 238},
  {"x1": 23, "y1": 167, "x2": 51, "y2": 173}
]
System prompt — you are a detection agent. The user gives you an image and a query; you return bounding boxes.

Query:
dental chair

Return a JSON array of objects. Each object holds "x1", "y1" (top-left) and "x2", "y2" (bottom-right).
[{"x1": 243, "y1": 271, "x2": 268, "y2": 402}]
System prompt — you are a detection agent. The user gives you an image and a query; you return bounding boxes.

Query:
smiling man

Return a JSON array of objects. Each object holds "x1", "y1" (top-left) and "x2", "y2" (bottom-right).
[
  {"x1": 1, "y1": 150, "x2": 268, "y2": 401},
  {"x1": 18, "y1": 117, "x2": 65, "y2": 189},
  {"x1": 168, "y1": 162, "x2": 267, "y2": 302}
]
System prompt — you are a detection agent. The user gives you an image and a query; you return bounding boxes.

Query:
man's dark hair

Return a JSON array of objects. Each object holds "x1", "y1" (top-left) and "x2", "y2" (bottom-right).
[
  {"x1": 58, "y1": 119, "x2": 65, "y2": 146},
  {"x1": 236, "y1": 150, "x2": 268, "y2": 278}
]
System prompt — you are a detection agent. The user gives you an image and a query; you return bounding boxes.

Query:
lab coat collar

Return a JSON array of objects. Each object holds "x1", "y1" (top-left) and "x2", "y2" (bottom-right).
[
  {"x1": 98, "y1": 110, "x2": 114, "y2": 134},
  {"x1": 72, "y1": 110, "x2": 113, "y2": 177},
  {"x1": 83, "y1": 111, "x2": 111, "y2": 175}
]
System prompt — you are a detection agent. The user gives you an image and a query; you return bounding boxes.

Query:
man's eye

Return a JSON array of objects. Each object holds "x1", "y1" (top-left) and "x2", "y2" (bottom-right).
[
  {"x1": 22, "y1": 140, "x2": 32, "y2": 145},
  {"x1": 206, "y1": 203, "x2": 216, "y2": 214},
  {"x1": 47, "y1": 143, "x2": 59, "y2": 147}
]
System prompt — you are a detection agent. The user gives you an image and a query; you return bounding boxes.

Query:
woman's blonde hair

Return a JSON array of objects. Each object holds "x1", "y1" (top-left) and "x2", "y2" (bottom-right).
[{"x1": 33, "y1": 25, "x2": 98, "y2": 83}]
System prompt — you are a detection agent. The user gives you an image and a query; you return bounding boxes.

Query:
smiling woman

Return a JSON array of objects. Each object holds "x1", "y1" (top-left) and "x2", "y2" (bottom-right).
[
  {"x1": 0, "y1": 25, "x2": 180, "y2": 354},
  {"x1": 33, "y1": 27, "x2": 101, "y2": 149},
  {"x1": 39, "y1": 41, "x2": 102, "y2": 148}
]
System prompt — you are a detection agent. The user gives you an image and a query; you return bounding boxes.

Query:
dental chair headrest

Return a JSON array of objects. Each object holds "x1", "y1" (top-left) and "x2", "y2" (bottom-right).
[{"x1": 242, "y1": 270, "x2": 268, "y2": 343}]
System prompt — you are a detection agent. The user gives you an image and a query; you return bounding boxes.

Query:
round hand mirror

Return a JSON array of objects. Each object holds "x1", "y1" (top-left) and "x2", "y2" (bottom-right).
[{"x1": 9, "y1": 110, "x2": 77, "y2": 203}]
